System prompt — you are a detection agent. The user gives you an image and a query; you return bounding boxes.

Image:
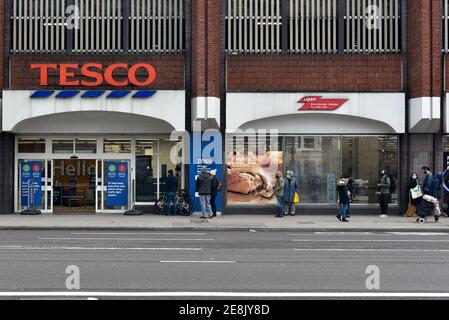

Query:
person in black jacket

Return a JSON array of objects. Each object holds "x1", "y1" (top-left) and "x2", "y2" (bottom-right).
[
  {"x1": 336, "y1": 177, "x2": 350, "y2": 222},
  {"x1": 165, "y1": 169, "x2": 178, "y2": 216},
  {"x1": 210, "y1": 169, "x2": 221, "y2": 218}
]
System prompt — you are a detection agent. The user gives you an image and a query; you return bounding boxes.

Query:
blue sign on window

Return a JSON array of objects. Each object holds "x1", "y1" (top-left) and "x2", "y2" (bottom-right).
[
  {"x1": 20, "y1": 161, "x2": 43, "y2": 207},
  {"x1": 189, "y1": 133, "x2": 223, "y2": 213},
  {"x1": 106, "y1": 161, "x2": 129, "y2": 207}
]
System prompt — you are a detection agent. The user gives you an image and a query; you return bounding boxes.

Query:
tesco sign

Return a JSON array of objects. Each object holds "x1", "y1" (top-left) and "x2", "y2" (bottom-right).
[{"x1": 31, "y1": 63, "x2": 157, "y2": 87}]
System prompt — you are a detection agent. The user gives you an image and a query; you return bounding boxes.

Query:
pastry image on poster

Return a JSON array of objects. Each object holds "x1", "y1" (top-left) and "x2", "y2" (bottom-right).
[{"x1": 226, "y1": 150, "x2": 284, "y2": 205}]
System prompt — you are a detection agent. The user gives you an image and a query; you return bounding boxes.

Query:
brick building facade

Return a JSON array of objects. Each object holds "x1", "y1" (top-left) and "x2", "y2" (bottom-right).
[{"x1": 0, "y1": 0, "x2": 448, "y2": 215}]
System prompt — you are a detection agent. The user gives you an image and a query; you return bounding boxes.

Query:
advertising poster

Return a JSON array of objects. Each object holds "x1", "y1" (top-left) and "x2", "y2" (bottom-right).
[
  {"x1": 20, "y1": 161, "x2": 43, "y2": 207},
  {"x1": 106, "y1": 161, "x2": 129, "y2": 207},
  {"x1": 226, "y1": 151, "x2": 284, "y2": 205},
  {"x1": 189, "y1": 133, "x2": 222, "y2": 214}
]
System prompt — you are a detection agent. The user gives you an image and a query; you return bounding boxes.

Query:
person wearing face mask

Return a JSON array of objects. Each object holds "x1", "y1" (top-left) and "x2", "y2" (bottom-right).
[
  {"x1": 404, "y1": 172, "x2": 421, "y2": 217},
  {"x1": 378, "y1": 169, "x2": 391, "y2": 218},
  {"x1": 284, "y1": 170, "x2": 299, "y2": 216}
]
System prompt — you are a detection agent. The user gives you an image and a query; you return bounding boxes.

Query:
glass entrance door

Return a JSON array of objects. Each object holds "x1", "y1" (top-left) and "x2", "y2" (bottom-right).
[
  {"x1": 52, "y1": 159, "x2": 96, "y2": 213},
  {"x1": 100, "y1": 160, "x2": 131, "y2": 212}
]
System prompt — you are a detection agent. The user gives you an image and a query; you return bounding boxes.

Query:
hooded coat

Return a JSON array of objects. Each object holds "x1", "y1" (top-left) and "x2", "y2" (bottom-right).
[{"x1": 284, "y1": 176, "x2": 298, "y2": 203}]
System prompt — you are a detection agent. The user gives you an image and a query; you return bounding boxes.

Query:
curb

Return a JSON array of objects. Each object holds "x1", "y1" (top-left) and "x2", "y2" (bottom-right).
[{"x1": 1, "y1": 226, "x2": 449, "y2": 233}]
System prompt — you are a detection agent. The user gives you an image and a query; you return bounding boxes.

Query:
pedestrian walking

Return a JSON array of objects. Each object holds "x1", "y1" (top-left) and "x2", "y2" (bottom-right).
[
  {"x1": 378, "y1": 169, "x2": 391, "y2": 218},
  {"x1": 210, "y1": 169, "x2": 221, "y2": 218},
  {"x1": 284, "y1": 170, "x2": 299, "y2": 216},
  {"x1": 429, "y1": 172, "x2": 443, "y2": 222},
  {"x1": 274, "y1": 171, "x2": 285, "y2": 218},
  {"x1": 165, "y1": 169, "x2": 178, "y2": 216},
  {"x1": 404, "y1": 172, "x2": 421, "y2": 217},
  {"x1": 195, "y1": 167, "x2": 213, "y2": 219},
  {"x1": 336, "y1": 177, "x2": 350, "y2": 222}
]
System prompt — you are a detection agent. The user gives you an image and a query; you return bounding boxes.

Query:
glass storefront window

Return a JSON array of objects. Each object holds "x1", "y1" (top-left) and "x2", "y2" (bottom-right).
[
  {"x1": 226, "y1": 135, "x2": 399, "y2": 205},
  {"x1": 135, "y1": 140, "x2": 157, "y2": 202},
  {"x1": 75, "y1": 139, "x2": 97, "y2": 154},
  {"x1": 18, "y1": 138, "x2": 46, "y2": 153},
  {"x1": 103, "y1": 139, "x2": 131, "y2": 154},
  {"x1": 342, "y1": 136, "x2": 399, "y2": 204},
  {"x1": 285, "y1": 136, "x2": 340, "y2": 204},
  {"x1": 53, "y1": 139, "x2": 74, "y2": 154}
]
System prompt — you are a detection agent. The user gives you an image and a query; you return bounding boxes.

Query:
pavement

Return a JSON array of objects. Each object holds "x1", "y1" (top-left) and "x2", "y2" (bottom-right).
[{"x1": 1, "y1": 212, "x2": 449, "y2": 232}]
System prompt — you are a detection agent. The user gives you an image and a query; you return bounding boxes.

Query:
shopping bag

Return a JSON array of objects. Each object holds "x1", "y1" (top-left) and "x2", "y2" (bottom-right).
[
  {"x1": 293, "y1": 192, "x2": 300, "y2": 204},
  {"x1": 410, "y1": 185, "x2": 423, "y2": 199}
]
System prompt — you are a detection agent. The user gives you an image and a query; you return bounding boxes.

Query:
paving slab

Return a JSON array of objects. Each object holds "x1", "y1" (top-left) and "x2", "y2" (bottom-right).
[{"x1": 0, "y1": 213, "x2": 449, "y2": 232}]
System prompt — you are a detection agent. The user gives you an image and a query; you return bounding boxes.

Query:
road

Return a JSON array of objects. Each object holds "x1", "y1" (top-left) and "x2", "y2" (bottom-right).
[{"x1": 0, "y1": 230, "x2": 449, "y2": 299}]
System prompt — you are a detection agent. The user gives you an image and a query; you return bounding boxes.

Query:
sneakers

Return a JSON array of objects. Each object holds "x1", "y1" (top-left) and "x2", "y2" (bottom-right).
[
  {"x1": 341, "y1": 218, "x2": 350, "y2": 222},
  {"x1": 200, "y1": 216, "x2": 208, "y2": 219},
  {"x1": 275, "y1": 215, "x2": 284, "y2": 218},
  {"x1": 435, "y1": 216, "x2": 440, "y2": 222},
  {"x1": 336, "y1": 215, "x2": 342, "y2": 221},
  {"x1": 379, "y1": 214, "x2": 388, "y2": 218}
]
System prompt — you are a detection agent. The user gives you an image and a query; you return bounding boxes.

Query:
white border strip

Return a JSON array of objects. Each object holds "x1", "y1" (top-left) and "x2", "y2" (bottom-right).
[
  {"x1": 0, "y1": 292, "x2": 448, "y2": 298},
  {"x1": 0, "y1": 246, "x2": 202, "y2": 251}
]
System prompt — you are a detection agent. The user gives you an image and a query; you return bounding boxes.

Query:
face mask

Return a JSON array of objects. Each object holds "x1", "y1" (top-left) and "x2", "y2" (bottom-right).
[{"x1": 412, "y1": 175, "x2": 417, "y2": 179}]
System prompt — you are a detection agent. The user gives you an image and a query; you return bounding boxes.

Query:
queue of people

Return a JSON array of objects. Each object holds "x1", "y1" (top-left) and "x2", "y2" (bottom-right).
[
  {"x1": 403, "y1": 166, "x2": 445, "y2": 223},
  {"x1": 169, "y1": 166, "x2": 447, "y2": 222},
  {"x1": 195, "y1": 167, "x2": 222, "y2": 219}
]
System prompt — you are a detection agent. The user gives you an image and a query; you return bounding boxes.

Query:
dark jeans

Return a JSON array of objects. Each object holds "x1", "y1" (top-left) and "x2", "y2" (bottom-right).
[
  {"x1": 339, "y1": 203, "x2": 350, "y2": 219},
  {"x1": 211, "y1": 195, "x2": 217, "y2": 216},
  {"x1": 379, "y1": 193, "x2": 389, "y2": 215},
  {"x1": 166, "y1": 192, "x2": 176, "y2": 215},
  {"x1": 276, "y1": 195, "x2": 284, "y2": 217}
]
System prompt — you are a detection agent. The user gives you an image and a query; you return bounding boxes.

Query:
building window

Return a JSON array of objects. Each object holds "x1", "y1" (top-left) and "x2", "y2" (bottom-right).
[
  {"x1": 12, "y1": 0, "x2": 185, "y2": 54},
  {"x1": 129, "y1": 0, "x2": 184, "y2": 53},
  {"x1": 73, "y1": 0, "x2": 123, "y2": 53},
  {"x1": 53, "y1": 139, "x2": 74, "y2": 154},
  {"x1": 226, "y1": 0, "x2": 401, "y2": 54},
  {"x1": 18, "y1": 138, "x2": 46, "y2": 153},
  {"x1": 135, "y1": 140, "x2": 157, "y2": 202},
  {"x1": 226, "y1": 0, "x2": 282, "y2": 54},
  {"x1": 226, "y1": 135, "x2": 399, "y2": 205},
  {"x1": 12, "y1": 0, "x2": 67, "y2": 53},
  {"x1": 103, "y1": 139, "x2": 131, "y2": 153},
  {"x1": 75, "y1": 139, "x2": 97, "y2": 154},
  {"x1": 344, "y1": 0, "x2": 401, "y2": 53},
  {"x1": 288, "y1": 0, "x2": 338, "y2": 53}
]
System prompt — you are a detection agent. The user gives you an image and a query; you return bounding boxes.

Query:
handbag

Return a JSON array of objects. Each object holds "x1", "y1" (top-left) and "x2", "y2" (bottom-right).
[
  {"x1": 293, "y1": 192, "x2": 300, "y2": 204},
  {"x1": 410, "y1": 185, "x2": 423, "y2": 199}
]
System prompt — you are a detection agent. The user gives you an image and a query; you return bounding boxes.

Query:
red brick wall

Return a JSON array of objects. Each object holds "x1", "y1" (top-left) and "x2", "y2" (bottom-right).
[
  {"x1": 10, "y1": 54, "x2": 185, "y2": 90},
  {"x1": 191, "y1": 0, "x2": 221, "y2": 98},
  {"x1": 408, "y1": 0, "x2": 441, "y2": 98},
  {"x1": 227, "y1": 55, "x2": 403, "y2": 92}
]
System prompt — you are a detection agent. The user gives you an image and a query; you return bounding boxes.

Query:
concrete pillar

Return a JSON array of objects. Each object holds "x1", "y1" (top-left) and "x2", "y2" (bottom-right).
[{"x1": 407, "y1": 0, "x2": 442, "y2": 133}]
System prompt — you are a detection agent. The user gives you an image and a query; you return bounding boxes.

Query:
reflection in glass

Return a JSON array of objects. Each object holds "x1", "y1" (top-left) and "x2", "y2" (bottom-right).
[
  {"x1": 52, "y1": 140, "x2": 74, "y2": 154},
  {"x1": 135, "y1": 140, "x2": 156, "y2": 202},
  {"x1": 18, "y1": 138, "x2": 46, "y2": 153},
  {"x1": 103, "y1": 139, "x2": 131, "y2": 153}
]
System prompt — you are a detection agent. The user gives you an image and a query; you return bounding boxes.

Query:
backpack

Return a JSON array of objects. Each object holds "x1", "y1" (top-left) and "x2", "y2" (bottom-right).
[{"x1": 389, "y1": 175, "x2": 396, "y2": 194}]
